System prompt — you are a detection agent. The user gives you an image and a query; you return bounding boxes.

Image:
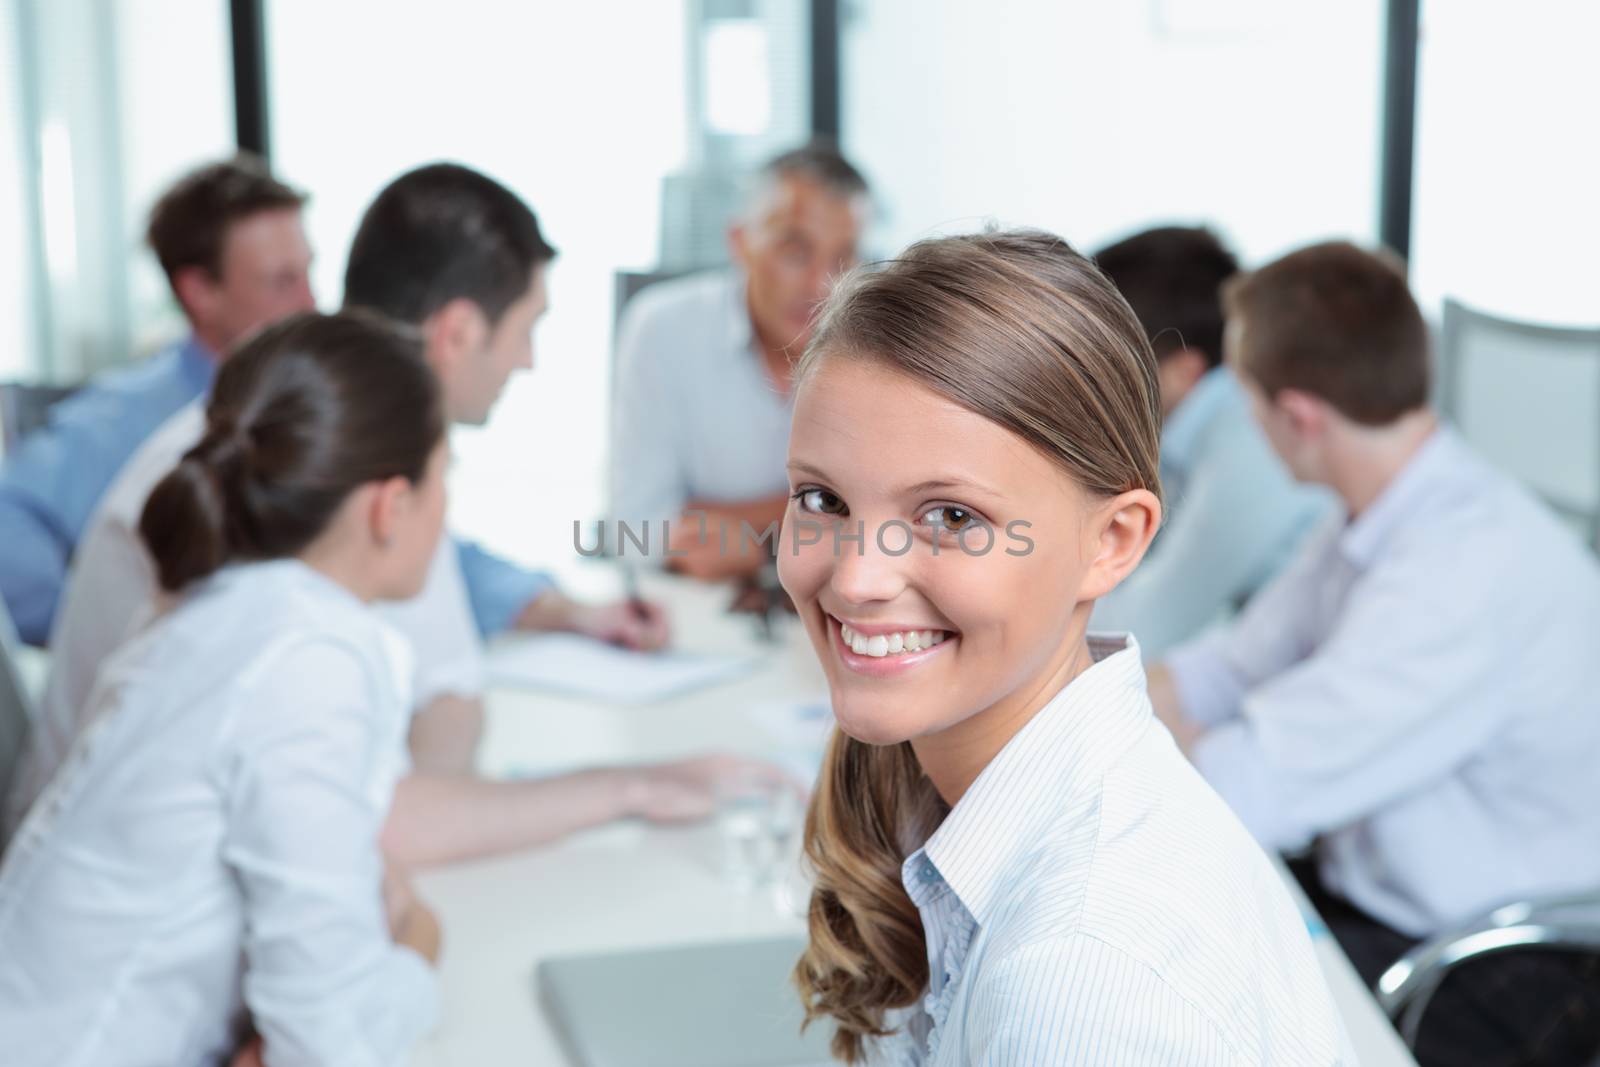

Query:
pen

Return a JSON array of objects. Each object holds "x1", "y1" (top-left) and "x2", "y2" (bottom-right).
[{"x1": 622, "y1": 562, "x2": 649, "y2": 622}]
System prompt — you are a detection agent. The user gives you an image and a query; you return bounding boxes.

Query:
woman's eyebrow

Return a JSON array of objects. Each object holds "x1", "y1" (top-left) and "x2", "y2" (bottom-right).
[
  {"x1": 787, "y1": 460, "x2": 834, "y2": 482},
  {"x1": 895, "y1": 477, "x2": 1003, "y2": 500},
  {"x1": 788, "y1": 462, "x2": 1003, "y2": 501}
]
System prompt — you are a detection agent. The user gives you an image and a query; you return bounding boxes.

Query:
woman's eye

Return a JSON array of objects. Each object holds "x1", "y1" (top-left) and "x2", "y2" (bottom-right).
[
  {"x1": 798, "y1": 488, "x2": 847, "y2": 515},
  {"x1": 921, "y1": 505, "x2": 978, "y2": 532}
]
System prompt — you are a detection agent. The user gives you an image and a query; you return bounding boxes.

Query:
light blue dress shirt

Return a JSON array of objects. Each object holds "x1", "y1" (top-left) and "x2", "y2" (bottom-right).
[
  {"x1": 609, "y1": 270, "x2": 794, "y2": 542},
  {"x1": 1170, "y1": 427, "x2": 1600, "y2": 937},
  {"x1": 455, "y1": 540, "x2": 553, "y2": 636},
  {"x1": 878, "y1": 635, "x2": 1347, "y2": 1066},
  {"x1": 1093, "y1": 368, "x2": 1332, "y2": 658},
  {"x1": 0, "y1": 338, "x2": 214, "y2": 643},
  {"x1": 0, "y1": 337, "x2": 549, "y2": 641}
]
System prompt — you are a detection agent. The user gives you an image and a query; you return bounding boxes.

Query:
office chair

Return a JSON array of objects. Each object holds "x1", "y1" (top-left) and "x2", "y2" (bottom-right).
[
  {"x1": 1439, "y1": 299, "x2": 1600, "y2": 553},
  {"x1": 1377, "y1": 889, "x2": 1600, "y2": 1050},
  {"x1": 0, "y1": 597, "x2": 35, "y2": 857}
]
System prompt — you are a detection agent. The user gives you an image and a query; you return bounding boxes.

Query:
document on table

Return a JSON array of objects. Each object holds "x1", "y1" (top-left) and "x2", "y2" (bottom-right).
[{"x1": 487, "y1": 633, "x2": 759, "y2": 704}]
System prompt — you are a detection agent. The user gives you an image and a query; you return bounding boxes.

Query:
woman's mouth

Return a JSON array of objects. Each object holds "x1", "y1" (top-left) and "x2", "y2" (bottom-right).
[{"x1": 827, "y1": 614, "x2": 958, "y2": 675}]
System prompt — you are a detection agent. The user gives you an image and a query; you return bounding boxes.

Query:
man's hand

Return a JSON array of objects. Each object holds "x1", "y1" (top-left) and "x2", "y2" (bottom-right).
[{"x1": 517, "y1": 589, "x2": 671, "y2": 651}]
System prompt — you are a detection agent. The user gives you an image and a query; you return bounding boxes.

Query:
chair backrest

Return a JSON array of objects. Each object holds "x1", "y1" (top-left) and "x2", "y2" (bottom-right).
[
  {"x1": 0, "y1": 598, "x2": 34, "y2": 857},
  {"x1": 1440, "y1": 299, "x2": 1600, "y2": 552},
  {"x1": 0, "y1": 382, "x2": 80, "y2": 455},
  {"x1": 611, "y1": 268, "x2": 702, "y2": 331}
]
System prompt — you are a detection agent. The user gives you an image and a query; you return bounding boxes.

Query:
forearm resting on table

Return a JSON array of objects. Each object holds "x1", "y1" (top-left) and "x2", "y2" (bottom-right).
[
  {"x1": 379, "y1": 768, "x2": 636, "y2": 868},
  {"x1": 407, "y1": 693, "x2": 484, "y2": 775}
]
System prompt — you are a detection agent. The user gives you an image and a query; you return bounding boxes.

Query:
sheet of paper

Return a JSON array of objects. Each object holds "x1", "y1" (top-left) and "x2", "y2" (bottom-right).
[{"x1": 487, "y1": 633, "x2": 759, "y2": 704}]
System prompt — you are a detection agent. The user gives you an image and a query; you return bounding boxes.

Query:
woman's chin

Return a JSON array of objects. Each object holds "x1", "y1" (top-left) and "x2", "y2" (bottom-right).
[{"x1": 831, "y1": 700, "x2": 920, "y2": 747}]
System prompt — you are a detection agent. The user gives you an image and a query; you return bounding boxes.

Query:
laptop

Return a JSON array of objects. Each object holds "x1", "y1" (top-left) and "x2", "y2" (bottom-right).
[{"x1": 537, "y1": 936, "x2": 835, "y2": 1067}]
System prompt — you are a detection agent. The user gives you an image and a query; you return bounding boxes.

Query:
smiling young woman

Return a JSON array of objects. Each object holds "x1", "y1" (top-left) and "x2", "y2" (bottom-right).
[{"x1": 779, "y1": 231, "x2": 1348, "y2": 1065}]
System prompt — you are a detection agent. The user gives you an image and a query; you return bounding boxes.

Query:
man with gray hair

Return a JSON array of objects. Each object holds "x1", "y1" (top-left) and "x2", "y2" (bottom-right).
[{"x1": 609, "y1": 141, "x2": 869, "y2": 581}]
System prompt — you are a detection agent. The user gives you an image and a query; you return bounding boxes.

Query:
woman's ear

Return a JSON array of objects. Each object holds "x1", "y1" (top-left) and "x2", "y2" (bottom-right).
[
  {"x1": 365, "y1": 476, "x2": 413, "y2": 550},
  {"x1": 1078, "y1": 488, "x2": 1161, "y2": 601}
]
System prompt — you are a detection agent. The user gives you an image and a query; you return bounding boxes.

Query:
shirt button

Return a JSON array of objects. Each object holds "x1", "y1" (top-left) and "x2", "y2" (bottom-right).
[{"x1": 921, "y1": 861, "x2": 938, "y2": 883}]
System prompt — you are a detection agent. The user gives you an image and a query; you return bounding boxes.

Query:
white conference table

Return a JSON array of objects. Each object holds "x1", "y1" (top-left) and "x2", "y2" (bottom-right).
[{"x1": 409, "y1": 569, "x2": 1416, "y2": 1066}]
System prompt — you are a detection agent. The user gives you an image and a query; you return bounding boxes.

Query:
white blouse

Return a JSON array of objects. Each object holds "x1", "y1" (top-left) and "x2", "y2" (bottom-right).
[{"x1": 0, "y1": 560, "x2": 436, "y2": 1067}]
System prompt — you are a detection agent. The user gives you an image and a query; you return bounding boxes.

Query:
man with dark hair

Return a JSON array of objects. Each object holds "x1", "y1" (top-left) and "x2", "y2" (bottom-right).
[
  {"x1": 22, "y1": 162, "x2": 771, "y2": 867},
  {"x1": 340, "y1": 163, "x2": 663, "y2": 643},
  {"x1": 0, "y1": 154, "x2": 314, "y2": 643},
  {"x1": 1149, "y1": 241, "x2": 1600, "y2": 1067},
  {"x1": 610, "y1": 140, "x2": 870, "y2": 580},
  {"x1": 1091, "y1": 226, "x2": 1329, "y2": 655}
]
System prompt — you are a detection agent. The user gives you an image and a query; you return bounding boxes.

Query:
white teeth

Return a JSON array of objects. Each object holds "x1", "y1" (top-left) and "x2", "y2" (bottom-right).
[{"x1": 838, "y1": 619, "x2": 952, "y2": 658}]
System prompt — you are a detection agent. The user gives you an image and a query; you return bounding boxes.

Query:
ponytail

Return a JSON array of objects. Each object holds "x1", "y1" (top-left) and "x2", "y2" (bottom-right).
[
  {"x1": 794, "y1": 730, "x2": 947, "y2": 1063},
  {"x1": 141, "y1": 455, "x2": 227, "y2": 592}
]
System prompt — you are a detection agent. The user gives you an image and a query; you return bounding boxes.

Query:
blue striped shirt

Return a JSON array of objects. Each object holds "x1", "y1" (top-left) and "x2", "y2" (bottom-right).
[{"x1": 880, "y1": 636, "x2": 1349, "y2": 1065}]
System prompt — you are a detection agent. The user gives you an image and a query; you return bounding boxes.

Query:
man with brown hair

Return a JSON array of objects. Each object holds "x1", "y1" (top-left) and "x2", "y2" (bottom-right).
[
  {"x1": 0, "y1": 154, "x2": 314, "y2": 643},
  {"x1": 1149, "y1": 241, "x2": 1600, "y2": 1066}
]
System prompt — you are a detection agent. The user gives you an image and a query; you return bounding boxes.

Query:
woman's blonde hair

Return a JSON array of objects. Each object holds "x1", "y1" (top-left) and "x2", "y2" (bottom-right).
[{"x1": 791, "y1": 230, "x2": 1163, "y2": 1062}]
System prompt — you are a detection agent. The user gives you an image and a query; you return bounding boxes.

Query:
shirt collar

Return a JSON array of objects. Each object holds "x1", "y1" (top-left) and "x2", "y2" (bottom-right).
[
  {"x1": 1338, "y1": 425, "x2": 1458, "y2": 568},
  {"x1": 1161, "y1": 366, "x2": 1239, "y2": 475},
  {"x1": 904, "y1": 635, "x2": 1153, "y2": 925},
  {"x1": 178, "y1": 335, "x2": 220, "y2": 393}
]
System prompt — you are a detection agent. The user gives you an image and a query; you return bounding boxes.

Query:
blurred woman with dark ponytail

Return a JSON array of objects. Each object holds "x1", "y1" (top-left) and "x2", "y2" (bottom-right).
[
  {"x1": 0, "y1": 311, "x2": 448, "y2": 1067},
  {"x1": 779, "y1": 232, "x2": 1348, "y2": 1065}
]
